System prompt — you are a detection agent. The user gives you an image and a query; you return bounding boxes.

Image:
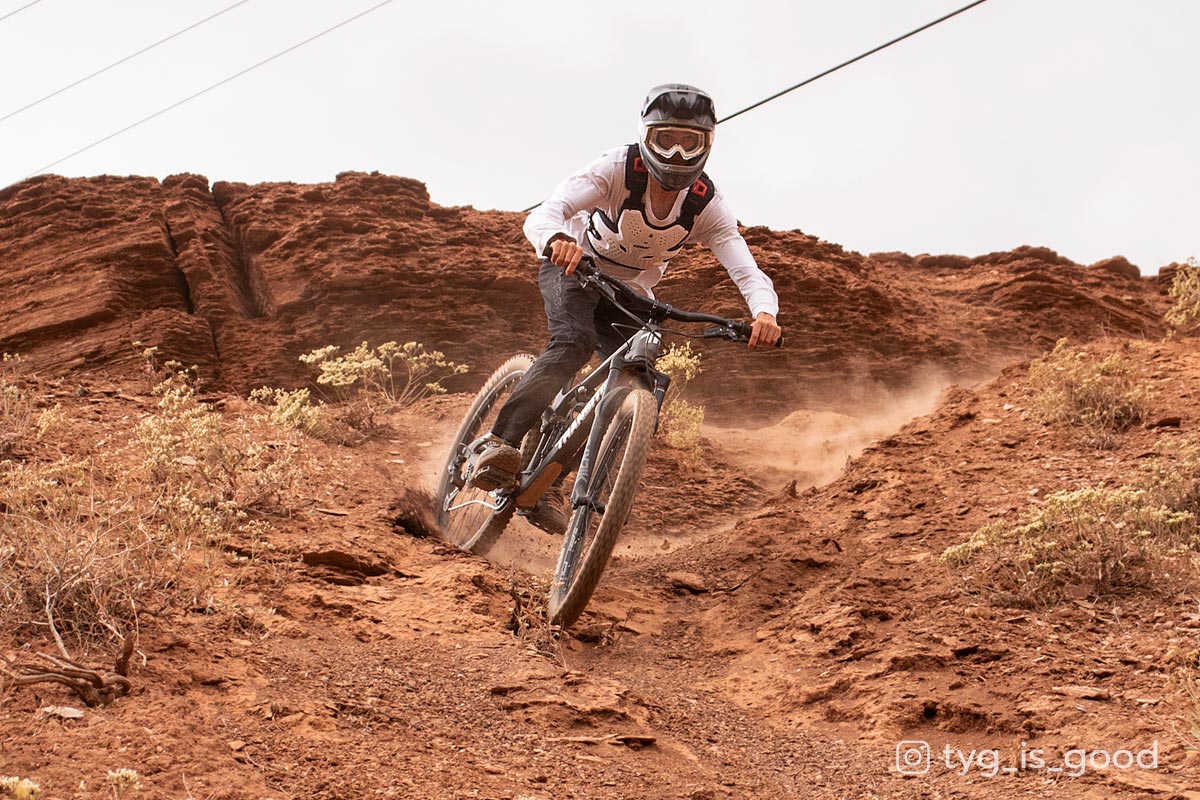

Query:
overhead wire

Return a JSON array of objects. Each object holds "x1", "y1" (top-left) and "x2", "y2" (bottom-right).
[
  {"x1": 0, "y1": 0, "x2": 44, "y2": 24},
  {"x1": 520, "y1": 0, "x2": 991, "y2": 212},
  {"x1": 1, "y1": 0, "x2": 254, "y2": 125},
  {"x1": 717, "y1": 0, "x2": 991, "y2": 124},
  {"x1": 24, "y1": 0, "x2": 395, "y2": 179}
]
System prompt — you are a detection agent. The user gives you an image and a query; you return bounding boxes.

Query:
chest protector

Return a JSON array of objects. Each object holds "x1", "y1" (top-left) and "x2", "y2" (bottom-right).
[{"x1": 585, "y1": 144, "x2": 716, "y2": 272}]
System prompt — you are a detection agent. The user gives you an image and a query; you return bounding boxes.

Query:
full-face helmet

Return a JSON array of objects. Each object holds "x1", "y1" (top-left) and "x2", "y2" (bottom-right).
[{"x1": 638, "y1": 83, "x2": 716, "y2": 192}]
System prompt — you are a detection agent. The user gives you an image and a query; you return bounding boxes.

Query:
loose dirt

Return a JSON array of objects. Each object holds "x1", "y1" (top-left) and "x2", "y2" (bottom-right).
[{"x1": 2, "y1": 171, "x2": 1195, "y2": 799}]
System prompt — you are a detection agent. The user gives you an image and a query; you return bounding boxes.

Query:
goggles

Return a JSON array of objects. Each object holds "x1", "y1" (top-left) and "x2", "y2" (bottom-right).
[{"x1": 644, "y1": 125, "x2": 711, "y2": 160}]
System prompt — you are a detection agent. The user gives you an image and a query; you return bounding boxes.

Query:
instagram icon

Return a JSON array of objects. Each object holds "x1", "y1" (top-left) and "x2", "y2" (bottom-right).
[{"x1": 896, "y1": 740, "x2": 932, "y2": 775}]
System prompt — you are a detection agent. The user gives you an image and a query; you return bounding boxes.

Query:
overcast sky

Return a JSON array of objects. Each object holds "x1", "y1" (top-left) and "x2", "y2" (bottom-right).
[{"x1": 2, "y1": 0, "x2": 1196, "y2": 272}]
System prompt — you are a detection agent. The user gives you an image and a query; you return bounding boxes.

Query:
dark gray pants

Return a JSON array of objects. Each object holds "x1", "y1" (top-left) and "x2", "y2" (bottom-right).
[{"x1": 491, "y1": 259, "x2": 650, "y2": 444}]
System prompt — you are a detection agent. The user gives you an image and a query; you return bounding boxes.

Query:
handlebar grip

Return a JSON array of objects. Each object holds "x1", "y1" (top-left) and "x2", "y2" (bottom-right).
[{"x1": 735, "y1": 320, "x2": 784, "y2": 348}]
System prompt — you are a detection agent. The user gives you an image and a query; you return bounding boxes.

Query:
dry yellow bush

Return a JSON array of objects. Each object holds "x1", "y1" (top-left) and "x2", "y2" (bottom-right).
[
  {"x1": 1, "y1": 454, "x2": 199, "y2": 650},
  {"x1": 655, "y1": 343, "x2": 705, "y2": 454},
  {"x1": 942, "y1": 437, "x2": 1200, "y2": 607},
  {"x1": 106, "y1": 768, "x2": 141, "y2": 798},
  {"x1": 1168, "y1": 648, "x2": 1200, "y2": 750},
  {"x1": 659, "y1": 400, "x2": 705, "y2": 452},
  {"x1": 300, "y1": 341, "x2": 468, "y2": 413},
  {"x1": 1166, "y1": 258, "x2": 1200, "y2": 334},
  {"x1": 1028, "y1": 339, "x2": 1152, "y2": 447},
  {"x1": 249, "y1": 386, "x2": 323, "y2": 433},
  {"x1": 0, "y1": 776, "x2": 41, "y2": 799},
  {"x1": 1, "y1": 367, "x2": 305, "y2": 653},
  {"x1": 138, "y1": 370, "x2": 305, "y2": 540},
  {"x1": 1, "y1": 354, "x2": 37, "y2": 457}
]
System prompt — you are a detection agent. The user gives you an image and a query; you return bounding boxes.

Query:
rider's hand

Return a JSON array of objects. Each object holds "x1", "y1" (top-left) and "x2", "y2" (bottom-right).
[
  {"x1": 548, "y1": 236, "x2": 585, "y2": 275},
  {"x1": 748, "y1": 312, "x2": 782, "y2": 350}
]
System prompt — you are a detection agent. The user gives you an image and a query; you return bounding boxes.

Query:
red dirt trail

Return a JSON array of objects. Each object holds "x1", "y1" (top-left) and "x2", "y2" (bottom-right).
[{"x1": 1, "y1": 171, "x2": 1195, "y2": 799}]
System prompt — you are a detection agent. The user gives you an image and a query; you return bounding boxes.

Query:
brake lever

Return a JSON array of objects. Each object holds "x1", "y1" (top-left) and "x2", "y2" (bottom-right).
[
  {"x1": 702, "y1": 325, "x2": 741, "y2": 342},
  {"x1": 707, "y1": 324, "x2": 784, "y2": 348}
]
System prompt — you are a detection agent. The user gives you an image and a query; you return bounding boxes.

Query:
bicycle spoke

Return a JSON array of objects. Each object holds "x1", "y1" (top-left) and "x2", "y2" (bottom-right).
[{"x1": 434, "y1": 355, "x2": 536, "y2": 552}]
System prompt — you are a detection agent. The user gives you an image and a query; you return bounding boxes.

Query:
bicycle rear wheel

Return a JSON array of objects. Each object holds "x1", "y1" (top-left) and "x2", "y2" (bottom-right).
[
  {"x1": 547, "y1": 388, "x2": 657, "y2": 629},
  {"x1": 434, "y1": 353, "x2": 535, "y2": 553}
]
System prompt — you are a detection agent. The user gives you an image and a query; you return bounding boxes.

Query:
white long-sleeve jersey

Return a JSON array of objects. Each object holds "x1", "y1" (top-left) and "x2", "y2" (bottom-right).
[{"x1": 523, "y1": 146, "x2": 779, "y2": 319}]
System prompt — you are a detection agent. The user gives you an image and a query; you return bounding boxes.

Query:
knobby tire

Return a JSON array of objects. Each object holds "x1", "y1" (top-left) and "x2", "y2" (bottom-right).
[
  {"x1": 434, "y1": 353, "x2": 535, "y2": 553},
  {"x1": 547, "y1": 388, "x2": 657, "y2": 629}
]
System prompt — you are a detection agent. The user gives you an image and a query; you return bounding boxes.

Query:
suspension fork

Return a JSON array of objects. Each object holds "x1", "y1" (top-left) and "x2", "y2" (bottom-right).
[{"x1": 570, "y1": 375, "x2": 632, "y2": 509}]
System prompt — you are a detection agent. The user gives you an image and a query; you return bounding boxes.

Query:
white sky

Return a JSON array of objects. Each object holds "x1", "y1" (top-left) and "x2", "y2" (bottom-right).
[{"x1": 2, "y1": 0, "x2": 1196, "y2": 272}]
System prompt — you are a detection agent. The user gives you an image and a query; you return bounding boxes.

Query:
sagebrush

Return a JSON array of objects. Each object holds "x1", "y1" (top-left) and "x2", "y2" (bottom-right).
[
  {"x1": 1166, "y1": 257, "x2": 1200, "y2": 334},
  {"x1": 301, "y1": 341, "x2": 468, "y2": 411},
  {"x1": 655, "y1": 342, "x2": 705, "y2": 453},
  {"x1": 1027, "y1": 338, "x2": 1152, "y2": 447},
  {"x1": 107, "y1": 768, "x2": 141, "y2": 798},
  {"x1": 942, "y1": 437, "x2": 1200, "y2": 607},
  {"x1": 0, "y1": 776, "x2": 41, "y2": 799},
  {"x1": 249, "y1": 386, "x2": 322, "y2": 434},
  {"x1": 0, "y1": 353, "x2": 61, "y2": 458},
  {"x1": 1169, "y1": 649, "x2": 1200, "y2": 750},
  {"x1": 138, "y1": 369, "x2": 305, "y2": 539},
  {"x1": 1, "y1": 366, "x2": 304, "y2": 654},
  {"x1": 1, "y1": 454, "x2": 191, "y2": 650}
]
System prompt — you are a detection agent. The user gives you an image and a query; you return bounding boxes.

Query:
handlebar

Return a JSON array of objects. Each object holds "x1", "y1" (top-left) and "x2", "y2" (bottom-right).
[{"x1": 572, "y1": 256, "x2": 779, "y2": 348}]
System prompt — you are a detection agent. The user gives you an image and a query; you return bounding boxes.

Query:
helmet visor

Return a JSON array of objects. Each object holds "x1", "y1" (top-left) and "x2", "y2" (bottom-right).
[{"x1": 644, "y1": 125, "x2": 711, "y2": 161}]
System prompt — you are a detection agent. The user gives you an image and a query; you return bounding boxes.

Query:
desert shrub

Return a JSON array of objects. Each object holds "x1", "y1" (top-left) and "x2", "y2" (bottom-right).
[
  {"x1": 0, "y1": 455, "x2": 199, "y2": 651},
  {"x1": 107, "y1": 768, "x2": 141, "y2": 798},
  {"x1": 0, "y1": 354, "x2": 57, "y2": 457},
  {"x1": 1169, "y1": 649, "x2": 1200, "y2": 749},
  {"x1": 658, "y1": 401, "x2": 705, "y2": 452},
  {"x1": 1166, "y1": 257, "x2": 1200, "y2": 334},
  {"x1": 2, "y1": 362, "x2": 191, "y2": 649},
  {"x1": 138, "y1": 369, "x2": 304, "y2": 540},
  {"x1": 247, "y1": 385, "x2": 371, "y2": 446},
  {"x1": 133, "y1": 341, "x2": 162, "y2": 389},
  {"x1": 942, "y1": 437, "x2": 1200, "y2": 607},
  {"x1": 1027, "y1": 339, "x2": 1152, "y2": 447},
  {"x1": 1141, "y1": 436, "x2": 1200, "y2": 516},
  {"x1": 1, "y1": 367, "x2": 305, "y2": 653},
  {"x1": 655, "y1": 343, "x2": 705, "y2": 453},
  {"x1": 300, "y1": 341, "x2": 468, "y2": 414},
  {"x1": 249, "y1": 386, "x2": 322, "y2": 433},
  {"x1": 0, "y1": 776, "x2": 41, "y2": 799}
]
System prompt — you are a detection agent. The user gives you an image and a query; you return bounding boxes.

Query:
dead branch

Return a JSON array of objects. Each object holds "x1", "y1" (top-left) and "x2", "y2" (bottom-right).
[{"x1": 2, "y1": 643, "x2": 134, "y2": 706}]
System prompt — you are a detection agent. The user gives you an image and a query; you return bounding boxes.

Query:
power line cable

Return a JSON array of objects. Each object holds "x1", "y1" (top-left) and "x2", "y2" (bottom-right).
[
  {"x1": 24, "y1": 0, "x2": 395, "y2": 179},
  {"x1": 0, "y1": 0, "x2": 44, "y2": 24},
  {"x1": 520, "y1": 0, "x2": 991, "y2": 212},
  {"x1": 718, "y1": 0, "x2": 991, "y2": 124},
  {"x1": 1, "y1": 0, "x2": 253, "y2": 125}
]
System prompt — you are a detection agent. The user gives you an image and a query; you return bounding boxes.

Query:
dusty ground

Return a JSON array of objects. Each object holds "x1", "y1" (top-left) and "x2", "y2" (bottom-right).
[
  {"x1": 4, "y1": 336, "x2": 1199, "y2": 799},
  {"x1": 1, "y1": 171, "x2": 1197, "y2": 799}
]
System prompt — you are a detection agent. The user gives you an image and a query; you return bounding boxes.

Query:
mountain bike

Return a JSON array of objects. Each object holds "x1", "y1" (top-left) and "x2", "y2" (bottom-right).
[{"x1": 433, "y1": 257, "x2": 774, "y2": 629}]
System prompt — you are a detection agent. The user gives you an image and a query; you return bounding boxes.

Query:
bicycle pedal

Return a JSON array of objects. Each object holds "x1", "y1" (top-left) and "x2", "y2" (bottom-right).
[{"x1": 469, "y1": 464, "x2": 518, "y2": 492}]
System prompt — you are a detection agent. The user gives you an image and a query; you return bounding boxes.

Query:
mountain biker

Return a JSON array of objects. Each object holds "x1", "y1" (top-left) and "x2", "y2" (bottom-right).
[{"x1": 471, "y1": 83, "x2": 782, "y2": 533}]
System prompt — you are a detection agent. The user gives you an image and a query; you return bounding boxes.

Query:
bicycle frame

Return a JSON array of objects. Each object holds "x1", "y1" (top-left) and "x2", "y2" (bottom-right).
[
  {"x1": 443, "y1": 324, "x2": 667, "y2": 520},
  {"x1": 514, "y1": 324, "x2": 670, "y2": 515}
]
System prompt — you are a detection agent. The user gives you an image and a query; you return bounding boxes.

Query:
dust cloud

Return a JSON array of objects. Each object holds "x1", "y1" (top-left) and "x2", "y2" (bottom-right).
[{"x1": 705, "y1": 368, "x2": 967, "y2": 491}]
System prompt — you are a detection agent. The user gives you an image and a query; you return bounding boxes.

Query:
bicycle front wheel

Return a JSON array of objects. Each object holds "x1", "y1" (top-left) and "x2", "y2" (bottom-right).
[
  {"x1": 547, "y1": 388, "x2": 657, "y2": 629},
  {"x1": 434, "y1": 353, "x2": 535, "y2": 553}
]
